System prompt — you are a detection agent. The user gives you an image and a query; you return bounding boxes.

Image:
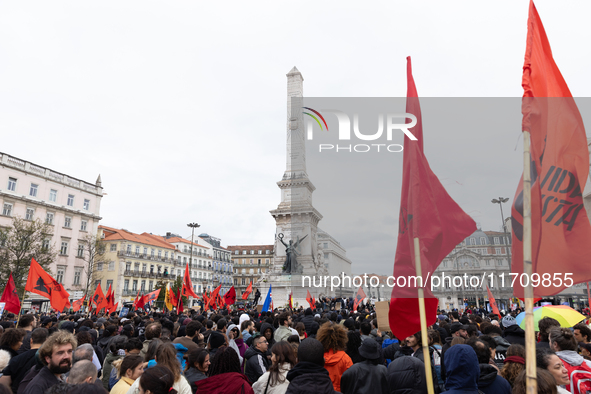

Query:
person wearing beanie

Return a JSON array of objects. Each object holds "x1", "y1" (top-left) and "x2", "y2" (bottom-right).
[
  {"x1": 207, "y1": 331, "x2": 226, "y2": 359},
  {"x1": 285, "y1": 338, "x2": 338, "y2": 394},
  {"x1": 340, "y1": 338, "x2": 388, "y2": 394},
  {"x1": 501, "y1": 315, "x2": 526, "y2": 346}
]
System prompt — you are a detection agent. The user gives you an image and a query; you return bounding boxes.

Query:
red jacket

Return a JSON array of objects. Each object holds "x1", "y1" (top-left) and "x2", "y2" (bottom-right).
[
  {"x1": 195, "y1": 372, "x2": 254, "y2": 394},
  {"x1": 323, "y1": 349, "x2": 353, "y2": 392}
]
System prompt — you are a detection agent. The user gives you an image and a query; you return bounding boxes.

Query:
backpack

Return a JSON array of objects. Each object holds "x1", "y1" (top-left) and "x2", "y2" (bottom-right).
[{"x1": 563, "y1": 358, "x2": 591, "y2": 394}]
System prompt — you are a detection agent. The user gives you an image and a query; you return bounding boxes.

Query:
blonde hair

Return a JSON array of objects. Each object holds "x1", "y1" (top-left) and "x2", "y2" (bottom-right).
[{"x1": 39, "y1": 330, "x2": 77, "y2": 365}]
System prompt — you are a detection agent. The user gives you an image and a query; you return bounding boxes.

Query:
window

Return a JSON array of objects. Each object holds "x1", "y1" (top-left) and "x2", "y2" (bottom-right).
[
  {"x1": 242, "y1": 250, "x2": 246, "y2": 255},
  {"x1": 60, "y1": 241, "x2": 68, "y2": 255},
  {"x1": 241, "y1": 268, "x2": 246, "y2": 274},
  {"x1": 64, "y1": 216, "x2": 72, "y2": 228},
  {"x1": 124, "y1": 280, "x2": 129, "y2": 291},
  {"x1": 42, "y1": 239, "x2": 50, "y2": 250},
  {"x1": 80, "y1": 220, "x2": 87, "y2": 231},
  {"x1": 56, "y1": 266, "x2": 65, "y2": 284},
  {"x1": 29, "y1": 183, "x2": 38, "y2": 197},
  {"x1": 480, "y1": 237, "x2": 486, "y2": 245},
  {"x1": 108, "y1": 261, "x2": 115, "y2": 271},
  {"x1": 135, "y1": 246, "x2": 140, "y2": 255},
  {"x1": 110, "y1": 244, "x2": 117, "y2": 252},
  {"x1": 2, "y1": 203, "x2": 12, "y2": 216},
  {"x1": 107, "y1": 279, "x2": 113, "y2": 288},
  {"x1": 7, "y1": 177, "x2": 16, "y2": 192},
  {"x1": 67, "y1": 194, "x2": 74, "y2": 206},
  {"x1": 151, "y1": 249, "x2": 155, "y2": 257},
  {"x1": 250, "y1": 250, "x2": 254, "y2": 255},
  {"x1": 25, "y1": 208, "x2": 34, "y2": 220},
  {"x1": 132, "y1": 280, "x2": 138, "y2": 291},
  {"x1": 83, "y1": 199, "x2": 90, "y2": 210},
  {"x1": 134, "y1": 262, "x2": 140, "y2": 271},
  {"x1": 74, "y1": 268, "x2": 82, "y2": 285},
  {"x1": 142, "y1": 263, "x2": 147, "y2": 272},
  {"x1": 77, "y1": 244, "x2": 84, "y2": 257},
  {"x1": 46, "y1": 212, "x2": 54, "y2": 225},
  {"x1": 140, "y1": 280, "x2": 145, "y2": 291},
  {"x1": 49, "y1": 189, "x2": 57, "y2": 202},
  {"x1": 495, "y1": 248, "x2": 501, "y2": 255},
  {"x1": 235, "y1": 250, "x2": 239, "y2": 255},
  {"x1": 125, "y1": 262, "x2": 131, "y2": 271},
  {"x1": 149, "y1": 281, "x2": 153, "y2": 291},
  {"x1": 265, "y1": 259, "x2": 269, "y2": 264},
  {"x1": 158, "y1": 250, "x2": 162, "y2": 258},
  {"x1": 150, "y1": 265, "x2": 154, "y2": 273},
  {"x1": 165, "y1": 251, "x2": 169, "y2": 259},
  {"x1": 494, "y1": 237, "x2": 499, "y2": 244},
  {"x1": 143, "y1": 247, "x2": 147, "y2": 255},
  {"x1": 258, "y1": 250, "x2": 262, "y2": 255},
  {"x1": 486, "y1": 260, "x2": 490, "y2": 266},
  {"x1": 95, "y1": 280, "x2": 101, "y2": 288}
]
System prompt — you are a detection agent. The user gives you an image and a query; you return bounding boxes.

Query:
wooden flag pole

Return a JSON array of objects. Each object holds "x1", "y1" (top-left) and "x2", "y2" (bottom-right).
[
  {"x1": 413, "y1": 237, "x2": 435, "y2": 394},
  {"x1": 522, "y1": 131, "x2": 537, "y2": 394}
]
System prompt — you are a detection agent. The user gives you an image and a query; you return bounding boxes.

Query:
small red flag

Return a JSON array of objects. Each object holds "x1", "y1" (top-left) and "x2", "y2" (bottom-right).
[
  {"x1": 0, "y1": 273, "x2": 21, "y2": 314},
  {"x1": 388, "y1": 58, "x2": 477, "y2": 341},
  {"x1": 110, "y1": 302, "x2": 119, "y2": 314},
  {"x1": 91, "y1": 283, "x2": 106, "y2": 312},
  {"x1": 72, "y1": 294, "x2": 86, "y2": 312},
  {"x1": 242, "y1": 282, "x2": 253, "y2": 300},
  {"x1": 486, "y1": 286, "x2": 501, "y2": 317},
  {"x1": 105, "y1": 284, "x2": 114, "y2": 311},
  {"x1": 132, "y1": 291, "x2": 140, "y2": 310},
  {"x1": 224, "y1": 286, "x2": 237, "y2": 305},
  {"x1": 169, "y1": 287, "x2": 178, "y2": 308},
  {"x1": 25, "y1": 258, "x2": 70, "y2": 311},
  {"x1": 181, "y1": 264, "x2": 199, "y2": 298},
  {"x1": 136, "y1": 292, "x2": 146, "y2": 311},
  {"x1": 353, "y1": 287, "x2": 366, "y2": 311},
  {"x1": 144, "y1": 289, "x2": 161, "y2": 304},
  {"x1": 202, "y1": 290, "x2": 209, "y2": 308},
  {"x1": 511, "y1": 1, "x2": 591, "y2": 298},
  {"x1": 208, "y1": 285, "x2": 222, "y2": 309},
  {"x1": 306, "y1": 290, "x2": 315, "y2": 309}
]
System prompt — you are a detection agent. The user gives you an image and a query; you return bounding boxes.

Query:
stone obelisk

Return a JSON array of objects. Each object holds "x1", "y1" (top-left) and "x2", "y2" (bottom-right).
[{"x1": 267, "y1": 67, "x2": 327, "y2": 306}]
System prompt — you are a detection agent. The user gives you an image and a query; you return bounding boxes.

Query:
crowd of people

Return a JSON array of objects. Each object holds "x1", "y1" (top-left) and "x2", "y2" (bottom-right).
[{"x1": 0, "y1": 300, "x2": 589, "y2": 394}]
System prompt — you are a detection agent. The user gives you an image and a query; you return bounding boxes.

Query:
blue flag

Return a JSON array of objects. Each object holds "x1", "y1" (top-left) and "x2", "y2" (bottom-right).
[{"x1": 261, "y1": 285, "x2": 272, "y2": 312}]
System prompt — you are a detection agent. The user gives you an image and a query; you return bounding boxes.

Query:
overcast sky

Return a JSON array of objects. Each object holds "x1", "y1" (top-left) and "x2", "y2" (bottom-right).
[{"x1": 1, "y1": 1, "x2": 591, "y2": 275}]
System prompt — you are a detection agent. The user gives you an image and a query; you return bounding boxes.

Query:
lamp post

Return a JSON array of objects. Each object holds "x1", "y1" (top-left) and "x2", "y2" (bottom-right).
[
  {"x1": 187, "y1": 223, "x2": 200, "y2": 306},
  {"x1": 492, "y1": 198, "x2": 510, "y2": 310}
]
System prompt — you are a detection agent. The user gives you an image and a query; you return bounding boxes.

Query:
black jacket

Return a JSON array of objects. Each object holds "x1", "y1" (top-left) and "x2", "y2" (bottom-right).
[
  {"x1": 340, "y1": 360, "x2": 388, "y2": 394},
  {"x1": 285, "y1": 362, "x2": 339, "y2": 394},
  {"x1": 244, "y1": 346, "x2": 270, "y2": 384},
  {"x1": 387, "y1": 356, "x2": 427, "y2": 394},
  {"x1": 477, "y1": 364, "x2": 512, "y2": 394},
  {"x1": 22, "y1": 366, "x2": 60, "y2": 394},
  {"x1": 301, "y1": 315, "x2": 315, "y2": 336},
  {"x1": 502, "y1": 325, "x2": 526, "y2": 346}
]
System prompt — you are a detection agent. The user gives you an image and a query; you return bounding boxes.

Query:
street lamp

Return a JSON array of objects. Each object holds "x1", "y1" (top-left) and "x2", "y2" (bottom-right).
[
  {"x1": 187, "y1": 223, "x2": 200, "y2": 304},
  {"x1": 492, "y1": 197, "x2": 510, "y2": 308}
]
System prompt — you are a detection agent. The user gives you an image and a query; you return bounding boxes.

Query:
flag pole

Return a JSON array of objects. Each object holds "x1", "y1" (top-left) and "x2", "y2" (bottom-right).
[
  {"x1": 413, "y1": 237, "x2": 435, "y2": 394},
  {"x1": 15, "y1": 287, "x2": 27, "y2": 328},
  {"x1": 522, "y1": 130, "x2": 537, "y2": 394}
]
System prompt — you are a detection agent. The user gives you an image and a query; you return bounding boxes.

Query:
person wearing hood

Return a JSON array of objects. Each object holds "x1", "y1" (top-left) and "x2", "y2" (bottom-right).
[
  {"x1": 196, "y1": 346, "x2": 254, "y2": 394},
  {"x1": 341, "y1": 338, "x2": 388, "y2": 394},
  {"x1": 443, "y1": 344, "x2": 481, "y2": 394},
  {"x1": 387, "y1": 355, "x2": 427, "y2": 394},
  {"x1": 300, "y1": 309, "x2": 315, "y2": 336},
  {"x1": 226, "y1": 324, "x2": 246, "y2": 365},
  {"x1": 550, "y1": 326, "x2": 591, "y2": 394},
  {"x1": 274, "y1": 313, "x2": 293, "y2": 343},
  {"x1": 260, "y1": 322, "x2": 276, "y2": 359},
  {"x1": 207, "y1": 331, "x2": 226, "y2": 360},
  {"x1": 244, "y1": 336, "x2": 270, "y2": 384},
  {"x1": 316, "y1": 322, "x2": 352, "y2": 392},
  {"x1": 501, "y1": 315, "x2": 526, "y2": 346},
  {"x1": 285, "y1": 338, "x2": 338, "y2": 394},
  {"x1": 466, "y1": 338, "x2": 512, "y2": 394}
]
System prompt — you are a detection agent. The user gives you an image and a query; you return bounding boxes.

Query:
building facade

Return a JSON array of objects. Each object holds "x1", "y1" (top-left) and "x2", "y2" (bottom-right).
[
  {"x1": 227, "y1": 244, "x2": 273, "y2": 301},
  {"x1": 98, "y1": 226, "x2": 177, "y2": 304},
  {"x1": 0, "y1": 152, "x2": 103, "y2": 309},
  {"x1": 432, "y1": 228, "x2": 513, "y2": 311},
  {"x1": 197, "y1": 234, "x2": 232, "y2": 296}
]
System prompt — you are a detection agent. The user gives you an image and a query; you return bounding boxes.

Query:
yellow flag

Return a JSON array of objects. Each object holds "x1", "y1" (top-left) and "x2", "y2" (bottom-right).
[{"x1": 164, "y1": 283, "x2": 173, "y2": 311}]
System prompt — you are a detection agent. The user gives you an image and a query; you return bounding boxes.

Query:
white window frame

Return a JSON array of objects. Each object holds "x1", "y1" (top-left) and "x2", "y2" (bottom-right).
[
  {"x1": 77, "y1": 244, "x2": 84, "y2": 257},
  {"x1": 29, "y1": 183, "x2": 38, "y2": 197},
  {"x1": 80, "y1": 220, "x2": 87, "y2": 231},
  {"x1": 46, "y1": 212, "x2": 54, "y2": 225},
  {"x1": 83, "y1": 199, "x2": 90, "y2": 210},
  {"x1": 67, "y1": 194, "x2": 74, "y2": 207},
  {"x1": 2, "y1": 203, "x2": 13, "y2": 216},
  {"x1": 60, "y1": 241, "x2": 68, "y2": 255},
  {"x1": 25, "y1": 208, "x2": 35, "y2": 220},
  {"x1": 7, "y1": 177, "x2": 16, "y2": 192},
  {"x1": 64, "y1": 216, "x2": 72, "y2": 228},
  {"x1": 49, "y1": 189, "x2": 57, "y2": 202}
]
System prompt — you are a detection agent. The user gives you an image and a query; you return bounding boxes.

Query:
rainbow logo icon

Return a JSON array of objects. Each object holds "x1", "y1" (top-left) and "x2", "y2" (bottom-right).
[{"x1": 303, "y1": 107, "x2": 329, "y2": 131}]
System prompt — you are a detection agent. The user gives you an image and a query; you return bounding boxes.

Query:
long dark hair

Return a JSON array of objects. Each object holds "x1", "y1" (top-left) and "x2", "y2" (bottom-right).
[
  {"x1": 186, "y1": 348, "x2": 209, "y2": 372},
  {"x1": 120, "y1": 355, "x2": 144, "y2": 379},
  {"x1": 139, "y1": 365, "x2": 178, "y2": 394},
  {"x1": 268, "y1": 341, "x2": 296, "y2": 386},
  {"x1": 207, "y1": 346, "x2": 241, "y2": 377}
]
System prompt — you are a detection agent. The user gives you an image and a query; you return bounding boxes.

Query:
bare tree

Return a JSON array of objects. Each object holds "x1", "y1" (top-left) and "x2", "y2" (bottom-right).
[
  {"x1": 0, "y1": 217, "x2": 57, "y2": 297},
  {"x1": 79, "y1": 233, "x2": 108, "y2": 304}
]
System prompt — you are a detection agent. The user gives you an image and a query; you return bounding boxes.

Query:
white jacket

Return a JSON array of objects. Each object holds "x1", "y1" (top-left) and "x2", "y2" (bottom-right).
[
  {"x1": 251, "y1": 363, "x2": 291, "y2": 394},
  {"x1": 125, "y1": 373, "x2": 191, "y2": 394}
]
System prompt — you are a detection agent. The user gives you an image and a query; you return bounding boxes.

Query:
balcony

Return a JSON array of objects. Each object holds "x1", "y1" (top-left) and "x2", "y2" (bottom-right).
[{"x1": 117, "y1": 251, "x2": 174, "y2": 264}]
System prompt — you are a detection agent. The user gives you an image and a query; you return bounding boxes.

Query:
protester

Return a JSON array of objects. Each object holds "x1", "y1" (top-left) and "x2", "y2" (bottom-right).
[
  {"x1": 0, "y1": 327, "x2": 48, "y2": 393},
  {"x1": 109, "y1": 355, "x2": 144, "y2": 394},
  {"x1": 67, "y1": 360, "x2": 97, "y2": 385},
  {"x1": 387, "y1": 355, "x2": 426, "y2": 394},
  {"x1": 184, "y1": 349, "x2": 209, "y2": 394},
  {"x1": 573, "y1": 323, "x2": 591, "y2": 344},
  {"x1": 500, "y1": 344, "x2": 525, "y2": 387},
  {"x1": 537, "y1": 317, "x2": 561, "y2": 349},
  {"x1": 466, "y1": 338, "x2": 511, "y2": 394},
  {"x1": 195, "y1": 346, "x2": 253, "y2": 394},
  {"x1": 501, "y1": 315, "x2": 525, "y2": 346},
  {"x1": 244, "y1": 336, "x2": 270, "y2": 384},
  {"x1": 138, "y1": 365, "x2": 178, "y2": 394},
  {"x1": 512, "y1": 368, "x2": 558, "y2": 394},
  {"x1": 537, "y1": 348, "x2": 571, "y2": 394},
  {"x1": 285, "y1": 338, "x2": 338, "y2": 394},
  {"x1": 316, "y1": 322, "x2": 352, "y2": 392},
  {"x1": 442, "y1": 344, "x2": 480, "y2": 394},
  {"x1": 0, "y1": 328, "x2": 26, "y2": 362},
  {"x1": 23, "y1": 330, "x2": 77, "y2": 394},
  {"x1": 252, "y1": 341, "x2": 296, "y2": 394},
  {"x1": 274, "y1": 313, "x2": 292, "y2": 343},
  {"x1": 340, "y1": 338, "x2": 388, "y2": 394}
]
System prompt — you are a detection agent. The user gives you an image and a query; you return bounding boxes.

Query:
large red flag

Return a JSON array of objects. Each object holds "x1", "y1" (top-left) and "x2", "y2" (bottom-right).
[
  {"x1": 353, "y1": 287, "x2": 366, "y2": 311},
  {"x1": 0, "y1": 273, "x2": 21, "y2": 314},
  {"x1": 306, "y1": 290, "x2": 315, "y2": 309},
  {"x1": 208, "y1": 285, "x2": 222, "y2": 309},
  {"x1": 181, "y1": 264, "x2": 199, "y2": 298},
  {"x1": 388, "y1": 57, "x2": 477, "y2": 341},
  {"x1": 486, "y1": 286, "x2": 501, "y2": 317},
  {"x1": 224, "y1": 286, "x2": 237, "y2": 305},
  {"x1": 132, "y1": 292, "x2": 140, "y2": 310},
  {"x1": 72, "y1": 294, "x2": 86, "y2": 312},
  {"x1": 136, "y1": 292, "x2": 146, "y2": 311},
  {"x1": 143, "y1": 289, "x2": 160, "y2": 305},
  {"x1": 511, "y1": 1, "x2": 591, "y2": 298},
  {"x1": 242, "y1": 282, "x2": 253, "y2": 300},
  {"x1": 91, "y1": 284, "x2": 106, "y2": 312},
  {"x1": 105, "y1": 284, "x2": 114, "y2": 311},
  {"x1": 25, "y1": 258, "x2": 70, "y2": 312},
  {"x1": 169, "y1": 287, "x2": 179, "y2": 308}
]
